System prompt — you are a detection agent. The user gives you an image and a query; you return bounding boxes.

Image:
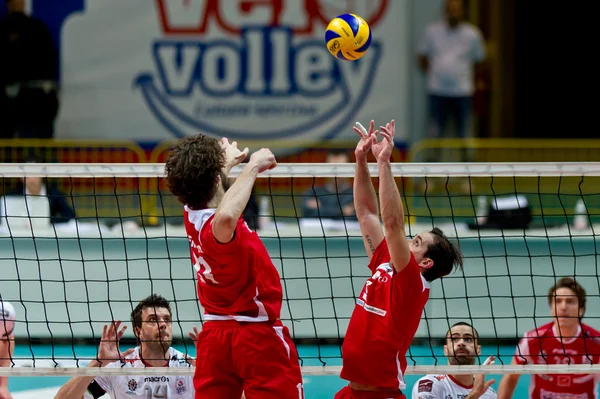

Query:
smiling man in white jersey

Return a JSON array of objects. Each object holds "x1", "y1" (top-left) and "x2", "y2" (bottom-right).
[{"x1": 55, "y1": 294, "x2": 196, "y2": 399}]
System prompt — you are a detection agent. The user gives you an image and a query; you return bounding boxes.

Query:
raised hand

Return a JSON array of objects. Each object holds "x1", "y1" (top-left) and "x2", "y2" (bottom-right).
[
  {"x1": 96, "y1": 321, "x2": 135, "y2": 366},
  {"x1": 221, "y1": 137, "x2": 249, "y2": 168},
  {"x1": 372, "y1": 120, "x2": 395, "y2": 163},
  {"x1": 353, "y1": 120, "x2": 377, "y2": 160},
  {"x1": 188, "y1": 326, "x2": 200, "y2": 342},
  {"x1": 249, "y1": 148, "x2": 277, "y2": 173},
  {"x1": 467, "y1": 356, "x2": 496, "y2": 399}
]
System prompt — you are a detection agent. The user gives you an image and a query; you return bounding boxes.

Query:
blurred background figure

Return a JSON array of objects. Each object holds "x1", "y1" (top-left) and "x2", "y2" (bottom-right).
[
  {"x1": 0, "y1": 155, "x2": 75, "y2": 229},
  {"x1": 301, "y1": 149, "x2": 356, "y2": 221},
  {"x1": 417, "y1": 0, "x2": 486, "y2": 161},
  {"x1": 0, "y1": 0, "x2": 59, "y2": 139}
]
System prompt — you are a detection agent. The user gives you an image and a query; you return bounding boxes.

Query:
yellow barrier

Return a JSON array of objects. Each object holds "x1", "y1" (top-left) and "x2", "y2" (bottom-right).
[{"x1": 409, "y1": 138, "x2": 600, "y2": 163}]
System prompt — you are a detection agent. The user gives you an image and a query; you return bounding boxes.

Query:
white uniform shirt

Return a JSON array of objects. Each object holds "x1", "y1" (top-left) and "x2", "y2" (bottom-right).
[
  {"x1": 418, "y1": 21, "x2": 486, "y2": 97},
  {"x1": 412, "y1": 374, "x2": 497, "y2": 399},
  {"x1": 84, "y1": 347, "x2": 193, "y2": 399}
]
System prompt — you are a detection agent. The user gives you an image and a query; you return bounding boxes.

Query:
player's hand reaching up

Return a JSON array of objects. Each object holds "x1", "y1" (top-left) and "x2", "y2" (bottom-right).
[
  {"x1": 372, "y1": 120, "x2": 395, "y2": 163},
  {"x1": 249, "y1": 148, "x2": 277, "y2": 173},
  {"x1": 221, "y1": 137, "x2": 249, "y2": 168},
  {"x1": 188, "y1": 326, "x2": 200, "y2": 342},
  {"x1": 353, "y1": 120, "x2": 377, "y2": 160},
  {"x1": 466, "y1": 356, "x2": 496, "y2": 399},
  {"x1": 96, "y1": 320, "x2": 135, "y2": 366}
]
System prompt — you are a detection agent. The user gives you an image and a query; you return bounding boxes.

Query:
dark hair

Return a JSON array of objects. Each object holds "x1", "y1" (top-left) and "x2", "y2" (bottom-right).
[
  {"x1": 422, "y1": 227, "x2": 463, "y2": 282},
  {"x1": 446, "y1": 321, "x2": 479, "y2": 342},
  {"x1": 164, "y1": 134, "x2": 224, "y2": 210},
  {"x1": 130, "y1": 294, "x2": 172, "y2": 341},
  {"x1": 548, "y1": 277, "x2": 586, "y2": 311}
]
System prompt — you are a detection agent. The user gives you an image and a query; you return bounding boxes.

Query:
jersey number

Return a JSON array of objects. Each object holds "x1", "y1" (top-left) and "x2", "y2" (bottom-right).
[
  {"x1": 144, "y1": 385, "x2": 167, "y2": 398},
  {"x1": 361, "y1": 270, "x2": 382, "y2": 301}
]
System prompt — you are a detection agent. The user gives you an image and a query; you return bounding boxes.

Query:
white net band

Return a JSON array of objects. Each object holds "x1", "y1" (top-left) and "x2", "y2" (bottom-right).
[{"x1": 2, "y1": 162, "x2": 600, "y2": 177}]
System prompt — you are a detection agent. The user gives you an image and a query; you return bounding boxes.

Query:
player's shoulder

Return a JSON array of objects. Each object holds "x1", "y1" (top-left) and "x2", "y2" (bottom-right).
[
  {"x1": 581, "y1": 323, "x2": 600, "y2": 343},
  {"x1": 167, "y1": 348, "x2": 194, "y2": 368},
  {"x1": 369, "y1": 239, "x2": 391, "y2": 265},
  {"x1": 459, "y1": 22, "x2": 483, "y2": 37},
  {"x1": 184, "y1": 206, "x2": 215, "y2": 232},
  {"x1": 414, "y1": 374, "x2": 447, "y2": 393},
  {"x1": 523, "y1": 322, "x2": 554, "y2": 339}
]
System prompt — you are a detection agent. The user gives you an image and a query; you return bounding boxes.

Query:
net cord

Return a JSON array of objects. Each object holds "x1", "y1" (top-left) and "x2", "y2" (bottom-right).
[
  {"x1": 0, "y1": 364, "x2": 599, "y2": 376},
  {"x1": 2, "y1": 162, "x2": 600, "y2": 178}
]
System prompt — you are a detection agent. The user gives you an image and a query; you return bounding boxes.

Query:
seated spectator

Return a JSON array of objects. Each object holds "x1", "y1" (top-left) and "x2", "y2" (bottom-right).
[
  {"x1": 302, "y1": 150, "x2": 356, "y2": 220},
  {"x1": 1, "y1": 155, "x2": 75, "y2": 227}
]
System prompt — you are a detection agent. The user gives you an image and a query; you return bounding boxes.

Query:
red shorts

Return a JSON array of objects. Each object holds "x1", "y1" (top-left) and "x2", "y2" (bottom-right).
[
  {"x1": 335, "y1": 385, "x2": 405, "y2": 399},
  {"x1": 193, "y1": 320, "x2": 303, "y2": 399}
]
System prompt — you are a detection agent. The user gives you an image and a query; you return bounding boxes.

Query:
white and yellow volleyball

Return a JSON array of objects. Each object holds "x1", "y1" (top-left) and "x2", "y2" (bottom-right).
[{"x1": 325, "y1": 13, "x2": 372, "y2": 61}]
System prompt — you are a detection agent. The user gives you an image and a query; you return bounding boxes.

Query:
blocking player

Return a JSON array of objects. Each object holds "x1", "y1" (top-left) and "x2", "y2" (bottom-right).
[
  {"x1": 335, "y1": 120, "x2": 464, "y2": 399},
  {"x1": 164, "y1": 135, "x2": 303, "y2": 399},
  {"x1": 412, "y1": 322, "x2": 497, "y2": 399},
  {"x1": 55, "y1": 294, "x2": 195, "y2": 399},
  {"x1": 498, "y1": 277, "x2": 600, "y2": 399}
]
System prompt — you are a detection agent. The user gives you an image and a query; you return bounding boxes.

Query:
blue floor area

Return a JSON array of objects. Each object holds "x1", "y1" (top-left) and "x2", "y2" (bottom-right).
[{"x1": 8, "y1": 345, "x2": 532, "y2": 398}]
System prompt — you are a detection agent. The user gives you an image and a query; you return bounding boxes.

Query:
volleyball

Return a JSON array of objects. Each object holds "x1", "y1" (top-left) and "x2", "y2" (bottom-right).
[
  {"x1": 0, "y1": 301, "x2": 15, "y2": 337},
  {"x1": 325, "y1": 13, "x2": 372, "y2": 61}
]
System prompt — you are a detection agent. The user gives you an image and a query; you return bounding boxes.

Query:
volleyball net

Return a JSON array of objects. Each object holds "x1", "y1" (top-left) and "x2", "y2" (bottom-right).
[{"x1": 0, "y1": 162, "x2": 599, "y2": 377}]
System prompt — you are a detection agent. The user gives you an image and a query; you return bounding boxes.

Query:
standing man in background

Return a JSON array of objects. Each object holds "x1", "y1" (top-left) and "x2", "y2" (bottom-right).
[
  {"x1": 0, "y1": 0, "x2": 59, "y2": 139},
  {"x1": 417, "y1": 0, "x2": 485, "y2": 160},
  {"x1": 498, "y1": 277, "x2": 600, "y2": 399}
]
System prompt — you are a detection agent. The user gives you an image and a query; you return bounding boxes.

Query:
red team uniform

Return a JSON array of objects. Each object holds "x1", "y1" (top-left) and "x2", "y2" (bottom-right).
[
  {"x1": 184, "y1": 207, "x2": 303, "y2": 399},
  {"x1": 338, "y1": 240, "x2": 431, "y2": 399},
  {"x1": 514, "y1": 322, "x2": 600, "y2": 399}
]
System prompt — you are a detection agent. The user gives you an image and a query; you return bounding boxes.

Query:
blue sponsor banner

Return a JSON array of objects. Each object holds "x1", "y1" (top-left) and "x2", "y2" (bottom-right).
[{"x1": 23, "y1": 0, "x2": 411, "y2": 149}]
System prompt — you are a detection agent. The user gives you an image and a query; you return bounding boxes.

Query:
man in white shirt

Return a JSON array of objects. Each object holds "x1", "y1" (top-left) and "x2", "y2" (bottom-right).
[
  {"x1": 55, "y1": 294, "x2": 196, "y2": 399},
  {"x1": 412, "y1": 322, "x2": 497, "y2": 399},
  {"x1": 417, "y1": 0, "x2": 486, "y2": 155}
]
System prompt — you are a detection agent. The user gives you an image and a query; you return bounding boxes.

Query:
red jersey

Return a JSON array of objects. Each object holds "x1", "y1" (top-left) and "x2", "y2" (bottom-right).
[
  {"x1": 184, "y1": 207, "x2": 283, "y2": 322},
  {"x1": 340, "y1": 239, "x2": 430, "y2": 390},
  {"x1": 514, "y1": 322, "x2": 600, "y2": 399}
]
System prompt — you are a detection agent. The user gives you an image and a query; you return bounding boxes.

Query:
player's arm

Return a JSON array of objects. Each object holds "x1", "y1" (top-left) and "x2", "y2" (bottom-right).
[
  {"x1": 374, "y1": 121, "x2": 410, "y2": 274},
  {"x1": 353, "y1": 120, "x2": 384, "y2": 259},
  {"x1": 55, "y1": 321, "x2": 133, "y2": 399},
  {"x1": 0, "y1": 335, "x2": 14, "y2": 399},
  {"x1": 53, "y1": 359, "x2": 106, "y2": 399},
  {"x1": 496, "y1": 361, "x2": 520, "y2": 399},
  {"x1": 213, "y1": 148, "x2": 276, "y2": 243}
]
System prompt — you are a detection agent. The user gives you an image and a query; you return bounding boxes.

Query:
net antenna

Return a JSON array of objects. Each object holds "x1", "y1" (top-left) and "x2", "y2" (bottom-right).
[{"x1": 0, "y1": 162, "x2": 599, "y2": 377}]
